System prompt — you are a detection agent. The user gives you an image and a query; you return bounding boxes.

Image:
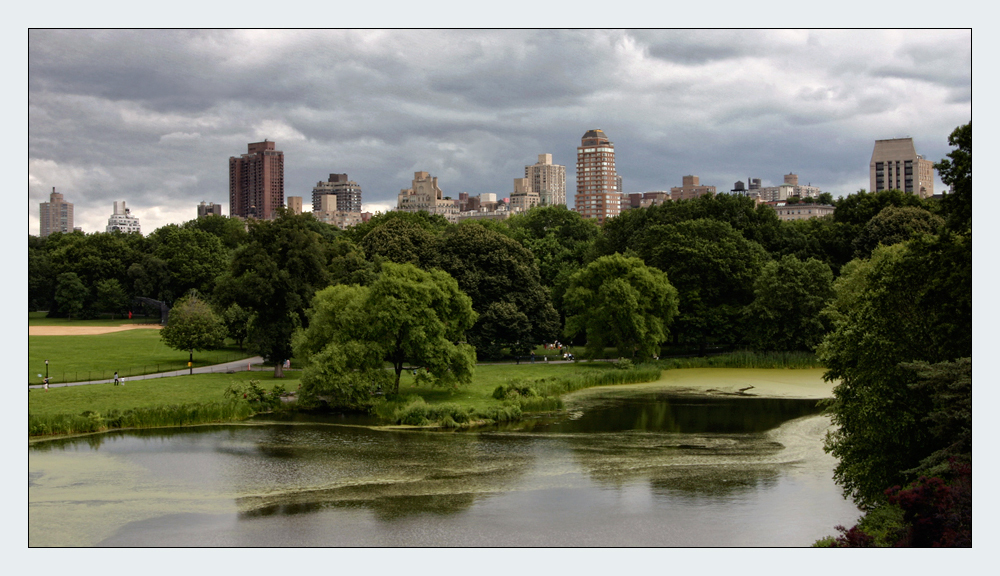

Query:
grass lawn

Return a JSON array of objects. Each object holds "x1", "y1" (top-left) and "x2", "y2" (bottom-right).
[
  {"x1": 28, "y1": 361, "x2": 616, "y2": 419},
  {"x1": 28, "y1": 371, "x2": 300, "y2": 417},
  {"x1": 395, "y1": 361, "x2": 621, "y2": 411},
  {"x1": 28, "y1": 311, "x2": 162, "y2": 327},
  {"x1": 28, "y1": 330, "x2": 253, "y2": 384}
]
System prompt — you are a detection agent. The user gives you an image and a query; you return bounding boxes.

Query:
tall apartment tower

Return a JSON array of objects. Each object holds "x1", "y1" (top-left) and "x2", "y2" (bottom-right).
[
  {"x1": 311, "y1": 173, "x2": 363, "y2": 213},
  {"x1": 574, "y1": 129, "x2": 620, "y2": 225},
  {"x1": 870, "y1": 138, "x2": 935, "y2": 199},
  {"x1": 229, "y1": 140, "x2": 284, "y2": 219},
  {"x1": 39, "y1": 187, "x2": 74, "y2": 237},
  {"x1": 525, "y1": 154, "x2": 566, "y2": 207}
]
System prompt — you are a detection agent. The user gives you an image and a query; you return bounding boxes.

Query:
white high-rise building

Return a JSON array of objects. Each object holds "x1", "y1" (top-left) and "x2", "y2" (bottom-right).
[{"x1": 106, "y1": 201, "x2": 141, "y2": 234}]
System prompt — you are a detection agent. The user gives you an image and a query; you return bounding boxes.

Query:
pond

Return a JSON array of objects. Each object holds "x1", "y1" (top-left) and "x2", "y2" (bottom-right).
[{"x1": 28, "y1": 383, "x2": 860, "y2": 546}]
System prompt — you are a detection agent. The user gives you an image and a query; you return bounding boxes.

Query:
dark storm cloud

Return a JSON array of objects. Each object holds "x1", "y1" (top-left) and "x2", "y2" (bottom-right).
[{"x1": 28, "y1": 29, "x2": 971, "y2": 234}]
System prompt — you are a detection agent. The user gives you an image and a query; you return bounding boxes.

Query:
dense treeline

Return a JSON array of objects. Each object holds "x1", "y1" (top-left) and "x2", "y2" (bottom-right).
[{"x1": 30, "y1": 165, "x2": 958, "y2": 362}]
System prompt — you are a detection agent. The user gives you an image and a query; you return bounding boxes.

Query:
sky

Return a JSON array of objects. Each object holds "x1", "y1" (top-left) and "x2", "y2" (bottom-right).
[{"x1": 28, "y1": 29, "x2": 971, "y2": 235}]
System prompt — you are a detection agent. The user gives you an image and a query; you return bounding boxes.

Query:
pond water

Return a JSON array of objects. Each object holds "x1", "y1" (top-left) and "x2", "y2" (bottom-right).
[{"x1": 29, "y1": 388, "x2": 860, "y2": 547}]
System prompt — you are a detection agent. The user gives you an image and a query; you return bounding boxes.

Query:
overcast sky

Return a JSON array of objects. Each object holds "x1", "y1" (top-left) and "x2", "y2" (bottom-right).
[{"x1": 28, "y1": 29, "x2": 971, "y2": 235}]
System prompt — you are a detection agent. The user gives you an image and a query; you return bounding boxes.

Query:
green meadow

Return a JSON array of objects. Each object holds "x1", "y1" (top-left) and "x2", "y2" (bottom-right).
[
  {"x1": 28, "y1": 329, "x2": 252, "y2": 384},
  {"x1": 28, "y1": 371, "x2": 300, "y2": 417}
]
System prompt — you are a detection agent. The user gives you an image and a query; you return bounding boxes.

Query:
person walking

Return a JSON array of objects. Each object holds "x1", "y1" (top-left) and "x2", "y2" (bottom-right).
[
  {"x1": 114, "y1": 371, "x2": 119, "y2": 386},
  {"x1": 43, "y1": 377, "x2": 49, "y2": 391}
]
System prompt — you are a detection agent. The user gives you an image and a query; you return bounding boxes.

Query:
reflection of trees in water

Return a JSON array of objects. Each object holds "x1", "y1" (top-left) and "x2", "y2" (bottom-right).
[
  {"x1": 562, "y1": 395, "x2": 823, "y2": 434},
  {"x1": 29, "y1": 424, "x2": 234, "y2": 453},
  {"x1": 647, "y1": 464, "x2": 782, "y2": 499},
  {"x1": 550, "y1": 395, "x2": 819, "y2": 494},
  {"x1": 232, "y1": 426, "x2": 534, "y2": 521},
  {"x1": 564, "y1": 430, "x2": 786, "y2": 491}
]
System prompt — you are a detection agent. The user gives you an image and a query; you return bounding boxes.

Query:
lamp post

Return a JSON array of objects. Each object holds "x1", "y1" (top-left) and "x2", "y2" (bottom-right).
[{"x1": 45, "y1": 359, "x2": 49, "y2": 379}]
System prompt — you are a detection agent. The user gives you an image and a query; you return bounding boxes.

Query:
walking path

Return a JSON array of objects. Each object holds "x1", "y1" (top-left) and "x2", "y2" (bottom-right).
[
  {"x1": 29, "y1": 356, "x2": 266, "y2": 389},
  {"x1": 29, "y1": 324, "x2": 163, "y2": 336}
]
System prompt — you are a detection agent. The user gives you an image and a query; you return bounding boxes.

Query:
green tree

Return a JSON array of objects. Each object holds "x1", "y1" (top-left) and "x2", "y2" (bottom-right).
[
  {"x1": 94, "y1": 278, "x2": 129, "y2": 319},
  {"x1": 221, "y1": 303, "x2": 252, "y2": 351},
  {"x1": 358, "y1": 217, "x2": 437, "y2": 268},
  {"x1": 563, "y1": 254, "x2": 679, "y2": 360},
  {"x1": 746, "y1": 255, "x2": 834, "y2": 352},
  {"x1": 852, "y1": 205, "x2": 944, "y2": 259},
  {"x1": 160, "y1": 293, "x2": 227, "y2": 369},
  {"x1": 182, "y1": 214, "x2": 249, "y2": 250},
  {"x1": 934, "y1": 122, "x2": 971, "y2": 232},
  {"x1": 54, "y1": 272, "x2": 88, "y2": 319},
  {"x1": 833, "y1": 189, "x2": 933, "y2": 228},
  {"x1": 635, "y1": 219, "x2": 768, "y2": 354},
  {"x1": 28, "y1": 236, "x2": 54, "y2": 312},
  {"x1": 432, "y1": 222, "x2": 560, "y2": 358},
  {"x1": 506, "y1": 205, "x2": 600, "y2": 317},
  {"x1": 215, "y1": 212, "x2": 335, "y2": 377},
  {"x1": 346, "y1": 210, "x2": 450, "y2": 244},
  {"x1": 293, "y1": 262, "x2": 477, "y2": 403},
  {"x1": 818, "y1": 231, "x2": 971, "y2": 508},
  {"x1": 598, "y1": 193, "x2": 782, "y2": 257},
  {"x1": 145, "y1": 224, "x2": 229, "y2": 302}
]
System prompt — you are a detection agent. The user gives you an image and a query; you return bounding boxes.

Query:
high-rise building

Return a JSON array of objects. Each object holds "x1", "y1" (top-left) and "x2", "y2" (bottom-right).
[
  {"x1": 39, "y1": 187, "x2": 74, "y2": 237},
  {"x1": 574, "y1": 129, "x2": 620, "y2": 225},
  {"x1": 870, "y1": 138, "x2": 935, "y2": 198},
  {"x1": 525, "y1": 154, "x2": 566, "y2": 207},
  {"x1": 311, "y1": 173, "x2": 363, "y2": 213},
  {"x1": 509, "y1": 178, "x2": 541, "y2": 213},
  {"x1": 197, "y1": 201, "x2": 223, "y2": 218},
  {"x1": 286, "y1": 196, "x2": 303, "y2": 215},
  {"x1": 229, "y1": 140, "x2": 284, "y2": 219},
  {"x1": 397, "y1": 171, "x2": 459, "y2": 222},
  {"x1": 670, "y1": 175, "x2": 716, "y2": 201},
  {"x1": 106, "y1": 201, "x2": 141, "y2": 234}
]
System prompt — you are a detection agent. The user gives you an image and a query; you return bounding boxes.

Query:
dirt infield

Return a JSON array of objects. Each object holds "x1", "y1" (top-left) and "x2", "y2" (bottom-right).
[{"x1": 29, "y1": 324, "x2": 163, "y2": 336}]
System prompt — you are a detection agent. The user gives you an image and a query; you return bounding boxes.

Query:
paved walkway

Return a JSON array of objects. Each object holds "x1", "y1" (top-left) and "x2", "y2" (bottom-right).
[{"x1": 28, "y1": 356, "x2": 266, "y2": 389}]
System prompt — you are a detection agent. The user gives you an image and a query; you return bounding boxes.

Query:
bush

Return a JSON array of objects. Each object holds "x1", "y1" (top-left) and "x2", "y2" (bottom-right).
[{"x1": 614, "y1": 358, "x2": 635, "y2": 370}]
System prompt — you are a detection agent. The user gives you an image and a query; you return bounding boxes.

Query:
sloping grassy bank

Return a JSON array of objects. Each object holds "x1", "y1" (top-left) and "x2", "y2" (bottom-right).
[
  {"x1": 28, "y1": 372, "x2": 299, "y2": 438},
  {"x1": 374, "y1": 363, "x2": 662, "y2": 427}
]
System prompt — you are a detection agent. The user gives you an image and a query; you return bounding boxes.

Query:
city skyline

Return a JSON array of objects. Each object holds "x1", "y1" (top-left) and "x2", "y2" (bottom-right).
[{"x1": 29, "y1": 30, "x2": 970, "y2": 234}]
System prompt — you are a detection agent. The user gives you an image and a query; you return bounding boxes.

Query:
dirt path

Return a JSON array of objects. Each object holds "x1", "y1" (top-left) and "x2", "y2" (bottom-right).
[{"x1": 29, "y1": 324, "x2": 163, "y2": 336}]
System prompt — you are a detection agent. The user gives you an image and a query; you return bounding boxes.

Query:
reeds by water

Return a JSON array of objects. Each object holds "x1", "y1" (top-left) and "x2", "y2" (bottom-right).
[
  {"x1": 655, "y1": 350, "x2": 822, "y2": 370},
  {"x1": 28, "y1": 402, "x2": 257, "y2": 437}
]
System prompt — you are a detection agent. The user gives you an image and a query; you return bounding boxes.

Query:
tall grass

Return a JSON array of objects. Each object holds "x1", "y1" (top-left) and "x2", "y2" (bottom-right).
[
  {"x1": 535, "y1": 366, "x2": 663, "y2": 395},
  {"x1": 28, "y1": 402, "x2": 257, "y2": 437},
  {"x1": 373, "y1": 395, "x2": 523, "y2": 428},
  {"x1": 654, "y1": 350, "x2": 822, "y2": 370}
]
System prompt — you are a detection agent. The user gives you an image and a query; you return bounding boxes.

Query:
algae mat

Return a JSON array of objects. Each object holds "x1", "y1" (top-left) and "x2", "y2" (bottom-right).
[{"x1": 566, "y1": 368, "x2": 834, "y2": 402}]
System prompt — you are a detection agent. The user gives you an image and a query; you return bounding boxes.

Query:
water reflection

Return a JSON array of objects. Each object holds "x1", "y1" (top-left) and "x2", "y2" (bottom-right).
[{"x1": 29, "y1": 392, "x2": 859, "y2": 547}]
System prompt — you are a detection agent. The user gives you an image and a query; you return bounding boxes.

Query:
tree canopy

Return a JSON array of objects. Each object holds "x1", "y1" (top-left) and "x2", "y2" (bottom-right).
[
  {"x1": 818, "y1": 230, "x2": 971, "y2": 508},
  {"x1": 214, "y1": 212, "x2": 335, "y2": 377},
  {"x1": 160, "y1": 293, "x2": 227, "y2": 365},
  {"x1": 293, "y1": 262, "x2": 477, "y2": 404},
  {"x1": 563, "y1": 254, "x2": 679, "y2": 360},
  {"x1": 432, "y1": 222, "x2": 560, "y2": 358},
  {"x1": 935, "y1": 121, "x2": 971, "y2": 232},
  {"x1": 635, "y1": 218, "x2": 768, "y2": 353},
  {"x1": 746, "y1": 255, "x2": 833, "y2": 352}
]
